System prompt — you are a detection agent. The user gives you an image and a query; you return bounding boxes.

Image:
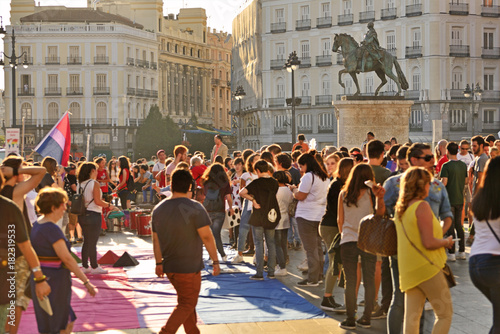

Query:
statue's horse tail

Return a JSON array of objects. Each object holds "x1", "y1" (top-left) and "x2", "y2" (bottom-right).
[{"x1": 393, "y1": 58, "x2": 409, "y2": 90}]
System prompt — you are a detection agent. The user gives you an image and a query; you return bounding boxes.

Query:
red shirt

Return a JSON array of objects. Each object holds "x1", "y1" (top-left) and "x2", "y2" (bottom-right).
[
  {"x1": 191, "y1": 165, "x2": 208, "y2": 187},
  {"x1": 436, "y1": 156, "x2": 449, "y2": 174},
  {"x1": 97, "y1": 168, "x2": 109, "y2": 193},
  {"x1": 118, "y1": 168, "x2": 130, "y2": 190}
]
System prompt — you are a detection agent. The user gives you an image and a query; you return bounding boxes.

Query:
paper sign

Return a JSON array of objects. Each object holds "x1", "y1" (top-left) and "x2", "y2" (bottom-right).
[{"x1": 6, "y1": 128, "x2": 20, "y2": 155}]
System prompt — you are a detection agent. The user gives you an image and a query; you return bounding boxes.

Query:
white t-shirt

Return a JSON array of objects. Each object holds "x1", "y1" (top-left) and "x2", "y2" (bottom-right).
[
  {"x1": 470, "y1": 217, "x2": 500, "y2": 256},
  {"x1": 276, "y1": 186, "x2": 293, "y2": 230},
  {"x1": 25, "y1": 189, "x2": 38, "y2": 225},
  {"x1": 241, "y1": 172, "x2": 258, "y2": 210},
  {"x1": 79, "y1": 179, "x2": 102, "y2": 213},
  {"x1": 165, "y1": 161, "x2": 178, "y2": 176},
  {"x1": 152, "y1": 161, "x2": 165, "y2": 174},
  {"x1": 295, "y1": 172, "x2": 330, "y2": 221},
  {"x1": 457, "y1": 151, "x2": 474, "y2": 167}
]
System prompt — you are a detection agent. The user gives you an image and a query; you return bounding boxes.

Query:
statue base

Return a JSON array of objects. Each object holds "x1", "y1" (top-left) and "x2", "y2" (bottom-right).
[{"x1": 335, "y1": 99, "x2": 414, "y2": 149}]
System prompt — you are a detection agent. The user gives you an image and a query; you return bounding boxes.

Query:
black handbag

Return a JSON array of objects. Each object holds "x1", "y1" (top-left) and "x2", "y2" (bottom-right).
[{"x1": 70, "y1": 181, "x2": 93, "y2": 215}]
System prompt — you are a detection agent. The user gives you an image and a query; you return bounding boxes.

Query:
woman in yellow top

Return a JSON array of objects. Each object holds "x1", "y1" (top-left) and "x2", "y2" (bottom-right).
[{"x1": 394, "y1": 167, "x2": 454, "y2": 334}]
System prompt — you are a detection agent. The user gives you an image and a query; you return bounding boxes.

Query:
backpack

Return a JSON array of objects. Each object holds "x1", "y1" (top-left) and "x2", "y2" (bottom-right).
[
  {"x1": 203, "y1": 187, "x2": 224, "y2": 212},
  {"x1": 122, "y1": 168, "x2": 134, "y2": 191},
  {"x1": 70, "y1": 181, "x2": 94, "y2": 215}
]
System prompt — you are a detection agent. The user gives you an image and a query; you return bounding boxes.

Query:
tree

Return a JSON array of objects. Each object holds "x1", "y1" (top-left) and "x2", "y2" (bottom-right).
[{"x1": 134, "y1": 105, "x2": 180, "y2": 159}]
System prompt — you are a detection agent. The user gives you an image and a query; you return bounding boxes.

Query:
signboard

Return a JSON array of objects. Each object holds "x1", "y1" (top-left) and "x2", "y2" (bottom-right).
[{"x1": 6, "y1": 128, "x2": 20, "y2": 156}]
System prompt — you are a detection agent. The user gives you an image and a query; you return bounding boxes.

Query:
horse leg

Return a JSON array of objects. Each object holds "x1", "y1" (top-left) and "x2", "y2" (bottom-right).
[
  {"x1": 350, "y1": 72, "x2": 361, "y2": 96},
  {"x1": 384, "y1": 60, "x2": 402, "y2": 95},
  {"x1": 374, "y1": 69, "x2": 387, "y2": 96},
  {"x1": 338, "y1": 69, "x2": 348, "y2": 89}
]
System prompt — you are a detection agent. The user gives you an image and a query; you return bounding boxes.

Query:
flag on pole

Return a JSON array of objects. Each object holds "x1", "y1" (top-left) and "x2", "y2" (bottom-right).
[{"x1": 34, "y1": 111, "x2": 71, "y2": 166}]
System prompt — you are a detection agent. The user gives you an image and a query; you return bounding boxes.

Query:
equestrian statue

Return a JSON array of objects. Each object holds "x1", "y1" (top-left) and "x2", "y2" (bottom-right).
[{"x1": 333, "y1": 22, "x2": 409, "y2": 96}]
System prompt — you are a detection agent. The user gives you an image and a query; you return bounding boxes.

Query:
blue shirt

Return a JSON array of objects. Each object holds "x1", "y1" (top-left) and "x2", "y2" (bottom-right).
[{"x1": 383, "y1": 173, "x2": 453, "y2": 220}]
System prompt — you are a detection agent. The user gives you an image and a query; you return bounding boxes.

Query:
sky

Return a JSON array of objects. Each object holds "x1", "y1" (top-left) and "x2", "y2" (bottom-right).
[{"x1": 0, "y1": 0, "x2": 247, "y2": 90}]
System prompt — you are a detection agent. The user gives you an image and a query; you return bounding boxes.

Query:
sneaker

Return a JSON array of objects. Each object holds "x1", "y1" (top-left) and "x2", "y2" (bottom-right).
[
  {"x1": 90, "y1": 266, "x2": 108, "y2": 275},
  {"x1": 457, "y1": 252, "x2": 466, "y2": 260},
  {"x1": 249, "y1": 274, "x2": 264, "y2": 281},
  {"x1": 356, "y1": 316, "x2": 371, "y2": 328},
  {"x1": 320, "y1": 296, "x2": 342, "y2": 311},
  {"x1": 243, "y1": 249, "x2": 255, "y2": 255},
  {"x1": 339, "y1": 319, "x2": 356, "y2": 330},
  {"x1": 297, "y1": 279, "x2": 319, "y2": 287},
  {"x1": 447, "y1": 253, "x2": 456, "y2": 262},
  {"x1": 231, "y1": 255, "x2": 244, "y2": 264},
  {"x1": 297, "y1": 259, "x2": 308, "y2": 271},
  {"x1": 69, "y1": 237, "x2": 76, "y2": 244},
  {"x1": 268, "y1": 274, "x2": 276, "y2": 280},
  {"x1": 275, "y1": 268, "x2": 288, "y2": 276},
  {"x1": 82, "y1": 267, "x2": 92, "y2": 274},
  {"x1": 288, "y1": 242, "x2": 294, "y2": 249},
  {"x1": 372, "y1": 302, "x2": 381, "y2": 313},
  {"x1": 294, "y1": 241, "x2": 302, "y2": 250},
  {"x1": 371, "y1": 308, "x2": 387, "y2": 320},
  {"x1": 334, "y1": 304, "x2": 347, "y2": 314},
  {"x1": 466, "y1": 236, "x2": 474, "y2": 246},
  {"x1": 77, "y1": 238, "x2": 84, "y2": 243},
  {"x1": 424, "y1": 301, "x2": 433, "y2": 311}
]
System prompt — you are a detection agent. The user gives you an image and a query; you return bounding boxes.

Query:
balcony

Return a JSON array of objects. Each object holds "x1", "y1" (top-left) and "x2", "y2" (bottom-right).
[
  {"x1": 450, "y1": 89, "x2": 468, "y2": 100},
  {"x1": 388, "y1": 48, "x2": 397, "y2": 57},
  {"x1": 22, "y1": 57, "x2": 33, "y2": 65},
  {"x1": 67, "y1": 57, "x2": 81, "y2": 65},
  {"x1": 136, "y1": 88, "x2": 145, "y2": 97},
  {"x1": 66, "y1": 87, "x2": 83, "y2": 95},
  {"x1": 449, "y1": 2, "x2": 468, "y2": 15},
  {"x1": 136, "y1": 59, "x2": 147, "y2": 67},
  {"x1": 410, "y1": 123, "x2": 423, "y2": 132},
  {"x1": 406, "y1": 4, "x2": 422, "y2": 17},
  {"x1": 45, "y1": 57, "x2": 60, "y2": 65},
  {"x1": 271, "y1": 59, "x2": 286, "y2": 70},
  {"x1": 148, "y1": 90, "x2": 158, "y2": 98},
  {"x1": 17, "y1": 88, "x2": 35, "y2": 96},
  {"x1": 126, "y1": 57, "x2": 135, "y2": 66},
  {"x1": 91, "y1": 118, "x2": 112, "y2": 125},
  {"x1": 271, "y1": 22, "x2": 286, "y2": 33},
  {"x1": 211, "y1": 78, "x2": 220, "y2": 85},
  {"x1": 319, "y1": 125, "x2": 334, "y2": 133},
  {"x1": 299, "y1": 96, "x2": 311, "y2": 105},
  {"x1": 483, "y1": 121, "x2": 500, "y2": 131},
  {"x1": 482, "y1": 47, "x2": 500, "y2": 59},
  {"x1": 359, "y1": 10, "x2": 375, "y2": 23},
  {"x1": 45, "y1": 87, "x2": 61, "y2": 96},
  {"x1": 336, "y1": 53, "x2": 344, "y2": 65},
  {"x1": 300, "y1": 57, "x2": 311, "y2": 68},
  {"x1": 482, "y1": 5, "x2": 500, "y2": 17},
  {"x1": 127, "y1": 87, "x2": 135, "y2": 96},
  {"x1": 381, "y1": 7, "x2": 397, "y2": 20},
  {"x1": 274, "y1": 127, "x2": 287, "y2": 134},
  {"x1": 404, "y1": 90, "x2": 420, "y2": 101},
  {"x1": 449, "y1": 45, "x2": 470, "y2": 57},
  {"x1": 317, "y1": 16, "x2": 332, "y2": 28},
  {"x1": 128, "y1": 119, "x2": 145, "y2": 127},
  {"x1": 296, "y1": 19, "x2": 311, "y2": 31},
  {"x1": 315, "y1": 95, "x2": 332, "y2": 105},
  {"x1": 94, "y1": 56, "x2": 108, "y2": 64},
  {"x1": 406, "y1": 46, "x2": 422, "y2": 58},
  {"x1": 481, "y1": 90, "x2": 500, "y2": 102},
  {"x1": 150, "y1": 61, "x2": 157, "y2": 69},
  {"x1": 450, "y1": 123, "x2": 467, "y2": 131},
  {"x1": 93, "y1": 87, "x2": 110, "y2": 95},
  {"x1": 269, "y1": 98, "x2": 285, "y2": 108},
  {"x1": 297, "y1": 126, "x2": 313, "y2": 134},
  {"x1": 316, "y1": 55, "x2": 332, "y2": 67},
  {"x1": 338, "y1": 13, "x2": 353, "y2": 26}
]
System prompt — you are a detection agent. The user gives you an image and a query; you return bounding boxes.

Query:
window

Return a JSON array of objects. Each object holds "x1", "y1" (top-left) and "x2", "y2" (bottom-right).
[
  {"x1": 274, "y1": 115, "x2": 286, "y2": 128},
  {"x1": 365, "y1": 0, "x2": 374, "y2": 11},
  {"x1": 450, "y1": 109, "x2": 467, "y2": 124},
  {"x1": 484, "y1": 30, "x2": 494, "y2": 49},
  {"x1": 96, "y1": 102, "x2": 107, "y2": 119},
  {"x1": 48, "y1": 74, "x2": 58, "y2": 88},
  {"x1": 96, "y1": 74, "x2": 107, "y2": 88},
  {"x1": 366, "y1": 75, "x2": 374, "y2": 93},
  {"x1": 345, "y1": 77, "x2": 353, "y2": 94},
  {"x1": 343, "y1": 0, "x2": 352, "y2": 14},
  {"x1": 69, "y1": 74, "x2": 79, "y2": 89},
  {"x1": 301, "y1": 40, "x2": 310, "y2": 59},
  {"x1": 143, "y1": 50, "x2": 147, "y2": 60},
  {"x1": 412, "y1": 28, "x2": 421, "y2": 47},
  {"x1": 21, "y1": 46, "x2": 31, "y2": 62},
  {"x1": 411, "y1": 110, "x2": 423, "y2": 124},
  {"x1": 183, "y1": 46, "x2": 186, "y2": 55},
  {"x1": 277, "y1": 78, "x2": 285, "y2": 98},
  {"x1": 94, "y1": 134, "x2": 110, "y2": 146},
  {"x1": 167, "y1": 42, "x2": 171, "y2": 52},
  {"x1": 484, "y1": 73, "x2": 494, "y2": 90},
  {"x1": 387, "y1": 32, "x2": 396, "y2": 50},
  {"x1": 412, "y1": 68, "x2": 421, "y2": 90},
  {"x1": 21, "y1": 74, "x2": 30, "y2": 89},
  {"x1": 96, "y1": 46, "x2": 106, "y2": 57},
  {"x1": 298, "y1": 114, "x2": 312, "y2": 128},
  {"x1": 48, "y1": 46, "x2": 58, "y2": 59},
  {"x1": 301, "y1": 76, "x2": 310, "y2": 96},
  {"x1": 387, "y1": 0, "x2": 395, "y2": 8},
  {"x1": 319, "y1": 113, "x2": 333, "y2": 128},
  {"x1": 300, "y1": 5, "x2": 310, "y2": 20},
  {"x1": 48, "y1": 102, "x2": 59, "y2": 119},
  {"x1": 276, "y1": 8, "x2": 285, "y2": 23},
  {"x1": 452, "y1": 67, "x2": 463, "y2": 89},
  {"x1": 175, "y1": 44, "x2": 178, "y2": 53},
  {"x1": 69, "y1": 46, "x2": 79, "y2": 61},
  {"x1": 484, "y1": 109, "x2": 495, "y2": 123},
  {"x1": 321, "y1": 38, "x2": 331, "y2": 56},
  {"x1": 484, "y1": 0, "x2": 493, "y2": 6},
  {"x1": 322, "y1": 74, "x2": 331, "y2": 95},
  {"x1": 151, "y1": 52, "x2": 155, "y2": 62},
  {"x1": 451, "y1": 27, "x2": 463, "y2": 46},
  {"x1": 69, "y1": 102, "x2": 81, "y2": 118},
  {"x1": 276, "y1": 43, "x2": 286, "y2": 60},
  {"x1": 191, "y1": 48, "x2": 194, "y2": 57},
  {"x1": 321, "y1": 2, "x2": 331, "y2": 17},
  {"x1": 21, "y1": 103, "x2": 32, "y2": 120}
]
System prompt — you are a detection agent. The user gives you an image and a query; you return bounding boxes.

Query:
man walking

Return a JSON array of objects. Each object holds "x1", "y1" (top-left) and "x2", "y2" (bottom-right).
[
  {"x1": 211, "y1": 135, "x2": 228, "y2": 163},
  {"x1": 152, "y1": 169, "x2": 220, "y2": 334}
]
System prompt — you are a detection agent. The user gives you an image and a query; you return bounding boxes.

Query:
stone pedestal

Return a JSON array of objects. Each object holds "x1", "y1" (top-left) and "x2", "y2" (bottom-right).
[{"x1": 335, "y1": 99, "x2": 414, "y2": 149}]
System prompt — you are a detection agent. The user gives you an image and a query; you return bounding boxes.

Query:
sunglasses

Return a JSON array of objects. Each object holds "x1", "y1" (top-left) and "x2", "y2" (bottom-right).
[
  {"x1": 416, "y1": 154, "x2": 434, "y2": 162},
  {"x1": 461, "y1": 147, "x2": 470, "y2": 150}
]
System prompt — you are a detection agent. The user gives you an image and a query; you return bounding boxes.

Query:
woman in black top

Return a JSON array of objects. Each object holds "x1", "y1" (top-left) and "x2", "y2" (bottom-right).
[
  {"x1": 319, "y1": 158, "x2": 354, "y2": 311},
  {"x1": 114, "y1": 156, "x2": 132, "y2": 210},
  {"x1": 38, "y1": 156, "x2": 64, "y2": 190}
]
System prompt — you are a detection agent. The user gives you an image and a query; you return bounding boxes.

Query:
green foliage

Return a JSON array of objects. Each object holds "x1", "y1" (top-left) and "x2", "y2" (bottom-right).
[
  {"x1": 185, "y1": 132, "x2": 214, "y2": 158},
  {"x1": 134, "y1": 105, "x2": 181, "y2": 159},
  {"x1": 0, "y1": 135, "x2": 5, "y2": 147}
]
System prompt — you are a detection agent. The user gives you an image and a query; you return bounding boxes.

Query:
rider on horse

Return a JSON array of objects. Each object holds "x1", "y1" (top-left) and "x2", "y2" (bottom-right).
[{"x1": 359, "y1": 22, "x2": 384, "y2": 71}]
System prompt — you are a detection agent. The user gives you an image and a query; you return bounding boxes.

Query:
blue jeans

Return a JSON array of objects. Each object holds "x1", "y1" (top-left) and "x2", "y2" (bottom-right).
[
  {"x1": 209, "y1": 212, "x2": 226, "y2": 258},
  {"x1": 469, "y1": 254, "x2": 500, "y2": 334},
  {"x1": 274, "y1": 229, "x2": 288, "y2": 269},
  {"x1": 446, "y1": 204, "x2": 465, "y2": 253},
  {"x1": 252, "y1": 225, "x2": 276, "y2": 277},
  {"x1": 142, "y1": 186, "x2": 154, "y2": 203},
  {"x1": 287, "y1": 217, "x2": 301, "y2": 244},
  {"x1": 237, "y1": 200, "x2": 252, "y2": 253},
  {"x1": 78, "y1": 211, "x2": 102, "y2": 269},
  {"x1": 388, "y1": 256, "x2": 425, "y2": 334}
]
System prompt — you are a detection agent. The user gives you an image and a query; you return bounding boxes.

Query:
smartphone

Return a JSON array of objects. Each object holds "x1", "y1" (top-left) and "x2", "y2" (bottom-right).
[
  {"x1": 451, "y1": 238, "x2": 461, "y2": 242},
  {"x1": 364, "y1": 180, "x2": 374, "y2": 189}
]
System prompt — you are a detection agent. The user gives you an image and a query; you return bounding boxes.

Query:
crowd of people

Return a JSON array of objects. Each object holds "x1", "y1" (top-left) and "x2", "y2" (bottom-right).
[{"x1": 1, "y1": 131, "x2": 499, "y2": 333}]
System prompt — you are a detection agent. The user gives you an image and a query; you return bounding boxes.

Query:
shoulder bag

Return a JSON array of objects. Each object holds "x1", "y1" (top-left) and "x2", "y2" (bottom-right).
[
  {"x1": 70, "y1": 181, "x2": 94, "y2": 215},
  {"x1": 485, "y1": 219, "x2": 500, "y2": 244}
]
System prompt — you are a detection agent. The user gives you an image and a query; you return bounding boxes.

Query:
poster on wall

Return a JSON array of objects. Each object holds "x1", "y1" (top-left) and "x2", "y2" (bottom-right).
[{"x1": 6, "y1": 128, "x2": 20, "y2": 156}]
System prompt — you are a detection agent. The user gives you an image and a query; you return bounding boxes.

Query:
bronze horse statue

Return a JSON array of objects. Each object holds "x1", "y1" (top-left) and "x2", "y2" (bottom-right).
[{"x1": 332, "y1": 33, "x2": 409, "y2": 96}]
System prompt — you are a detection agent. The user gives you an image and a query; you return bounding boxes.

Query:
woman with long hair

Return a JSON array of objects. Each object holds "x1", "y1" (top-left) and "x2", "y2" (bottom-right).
[
  {"x1": 201, "y1": 163, "x2": 234, "y2": 262},
  {"x1": 469, "y1": 156, "x2": 500, "y2": 333},
  {"x1": 319, "y1": 157, "x2": 354, "y2": 311},
  {"x1": 115, "y1": 156, "x2": 132, "y2": 210},
  {"x1": 337, "y1": 163, "x2": 385, "y2": 329},
  {"x1": 30, "y1": 187, "x2": 96, "y2": 334},
  {"x1": 95, "y1": 157, "x2": 111, "y2": 195},
  {"x1": 325, "y1": 153, "x2": 341, "y2": 179},
  {"x1": 77, "y1": 162, "x2": 116, "y2": 274},
  {"x1": 394, "y1": 167, "x2": 453, "y2": 333},
  {"x1": 288, "y1": 152, "x2": 330, "y2": 286},
  {"x1": 38, "y1": 156, "x2": 64, "y2": 190}
]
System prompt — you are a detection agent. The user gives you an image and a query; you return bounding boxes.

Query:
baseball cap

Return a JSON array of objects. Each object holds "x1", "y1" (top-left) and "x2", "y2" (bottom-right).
[{"x1": 157, "y1": 149, "x2": 165, "y2": 156}]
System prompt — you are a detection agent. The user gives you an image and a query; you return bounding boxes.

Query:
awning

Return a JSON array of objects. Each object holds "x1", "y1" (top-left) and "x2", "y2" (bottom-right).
[
  {"x1": 409, "y1": 136, "x2": 432, "y2": 144},
  {"x1": 181, "y1": 126, "x2": 231, "y2": 136}
]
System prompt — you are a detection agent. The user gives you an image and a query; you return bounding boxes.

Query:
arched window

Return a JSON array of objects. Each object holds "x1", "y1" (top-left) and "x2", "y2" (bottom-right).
[
  {"x1": 183, "y1": 46, "x2": 186, "y2": 55},
  {"x1": 276, "y1": 77, "x2": 285, "y2": 98},
  {"x1": 48, "y1": 102, "x2": 59, "y2": 120},
  {"x1": 136, "y1": 103, "x2": 140, "y2": 119},
  {"x1": 321, "y1": 74, "x2": 331, "y2": 95},
  {"x1": 301, "y1": 76, "x2": 310, "y2": 96},
  {"x1": 21, "y1": 103, "x2": 32, "y2": 120},
  {"x1": 175, "y1": 44, "x2": 178, "y2": 53},
  {"x1": 318, "y1": 112, "x2": 333, "y2": 131},
  {"x1": 167, "y1": 42, "x2": 171, "y2": 52},
  {"x1": 143, "y1": 104, "x2": 147, "y2": 118},
  {"x1": 128, "y1": 103, "x2": 132, "y2": 119},
  {"x1": 96, "y1": 102, "x2": 107, "y2": 119},
  {"x1": 69, "y1": 102, "x2": 81, "y2": 119},
  {"x1": 297, "y1": 114, "x2": 312, "y2": 130},
  {"x1": 412, "y1": 67, "x2": 421, "y2": 91},
  {"x1": 190, "y1": 48, "x2": 194, "y2": 56},
  {"x1": 198, "y1": 49, "x2": 201, "y2": 58},
  {"x1": 452, "y1": 66, "x2": 463, "y2": 90}
]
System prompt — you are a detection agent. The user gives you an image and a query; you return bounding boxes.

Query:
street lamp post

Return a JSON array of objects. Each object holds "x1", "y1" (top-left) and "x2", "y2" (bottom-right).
[
  {"x1": 234, "y1": 85, "x2": 246, "y2": 150},
  {"x1": 284, "y1": 51, "x2": 301, "y2": 146},
  {"x1": 463, "y1": 83, "x2": 482, "y2": 136},
  {"x1": 0, "y1": 21, "x2": 29, "y2": 128}
]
